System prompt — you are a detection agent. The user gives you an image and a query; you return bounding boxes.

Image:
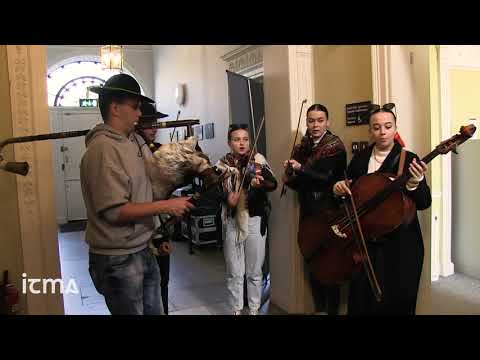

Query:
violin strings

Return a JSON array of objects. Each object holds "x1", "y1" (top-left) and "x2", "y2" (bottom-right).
[
  {"x1": 238, "y1": 116, "x2": 265, "y2": 191},
  {"x1": 336, "y1": 175, "x2": 410, "y2": 233}
]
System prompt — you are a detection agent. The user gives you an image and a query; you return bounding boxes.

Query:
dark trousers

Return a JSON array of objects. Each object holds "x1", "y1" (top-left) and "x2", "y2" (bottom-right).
[
  {"x1": 156, "y1": 254, "x2": 170, "y2": 315},
  {"x1": 309, "y1": 272, "x2": 340, "y2": 315}
]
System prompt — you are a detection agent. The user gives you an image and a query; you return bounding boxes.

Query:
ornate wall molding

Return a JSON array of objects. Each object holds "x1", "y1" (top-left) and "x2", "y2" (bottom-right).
[
  {"x1": 287, "y1": 45, "x2": 314, "y2": 314},
  {"x1": 7, "y1": 45, "x2": 63, "y2": 314},
  {"x1": 221, "y1": 45, "x2": 263, "y2": 76},
  {"x1": 8, "y1": 45, "x2": 42, "y2": 313},
  {"x1": 371, "y1": 45, "x2": 391, "y2": 105},
  {"x1": 10, "y1": 46, "x2": 37, "y2": 215}
]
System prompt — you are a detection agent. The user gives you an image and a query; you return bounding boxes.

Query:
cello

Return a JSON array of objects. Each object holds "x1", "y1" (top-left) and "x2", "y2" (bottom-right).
[{"x1": 297, "y1": 124, "x2": 477, "y2": 299}]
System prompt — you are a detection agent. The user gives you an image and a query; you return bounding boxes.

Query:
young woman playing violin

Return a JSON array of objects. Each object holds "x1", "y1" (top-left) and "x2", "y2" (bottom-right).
[
  {"x1": 283, "y1": 104, "x2": 347, "y2": 315},
  {"x1": 216, "y1": 123, "x2": 277, "y2": 315},
  {"x1": 333, "y1": 103, "x2": 431, "y2": 315}
]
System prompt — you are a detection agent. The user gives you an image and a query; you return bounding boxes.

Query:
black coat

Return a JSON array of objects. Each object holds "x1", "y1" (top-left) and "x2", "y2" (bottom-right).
[
  {"x1": 346, "y1": 142, "x2": 431, "y2": 315},
  {"x1": 285, "y1": 131, "x2": 347, "y2": 219}
]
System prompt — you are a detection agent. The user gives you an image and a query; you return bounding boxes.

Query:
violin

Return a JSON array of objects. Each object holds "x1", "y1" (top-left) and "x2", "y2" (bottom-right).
[
  {"x1": 236, "y1": 156, "x2": 265, "y2": 189},
  {"x1": 229, "y1": 116, "x2": 267, "y2": 192},
  {"x1": 297, "y1": 124, "x2": 477, "y2": 299},
  {"x1": 296, "y1": 131, "x2": 315, "y2": 159}
]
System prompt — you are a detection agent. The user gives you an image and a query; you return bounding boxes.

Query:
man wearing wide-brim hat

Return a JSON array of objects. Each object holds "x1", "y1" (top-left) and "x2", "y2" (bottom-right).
[
  {"x1": 80, "y1": 73, "x2": 194, "y2": 315},
  {"x1": 136, "y1": 102, "x2": 168, "y2": 151}
]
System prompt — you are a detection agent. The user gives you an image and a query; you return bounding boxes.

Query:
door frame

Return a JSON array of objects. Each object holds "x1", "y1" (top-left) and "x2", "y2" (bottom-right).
[
  {"x1": 436, "y1": 45, "x2": 480, "y2": 279},
  {"x1": 49, "y1": 106, "x2": 101, "y2": 224}
]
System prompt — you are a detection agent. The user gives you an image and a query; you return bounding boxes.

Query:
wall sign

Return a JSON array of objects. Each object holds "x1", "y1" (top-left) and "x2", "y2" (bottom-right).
[
  {"x1": 346, "y1": 101, "x2": 371, "y2": 126},
  {"x1": 79, "y1": 98, "x2": 98, "y2": 107}
]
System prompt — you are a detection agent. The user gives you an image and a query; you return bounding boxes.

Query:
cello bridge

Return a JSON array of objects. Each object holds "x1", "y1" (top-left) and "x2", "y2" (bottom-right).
[{"x1": 331, "y1": 224, "x2": 347, "y2": 238}]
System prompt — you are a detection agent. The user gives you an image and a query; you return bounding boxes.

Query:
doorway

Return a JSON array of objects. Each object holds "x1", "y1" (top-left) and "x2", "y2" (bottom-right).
[
  {"x1": 50, "y1": 107, "x2": 100, "y2": 224},
  {"x1": 226, "y1": 70, "x2": 271, "y2": 313},
  {"x1": 49, "y1": 106, "x2": 107, "y2": 314},
  {"x1": 430, "y1": 45, "x2": 480, "y2": 314}
]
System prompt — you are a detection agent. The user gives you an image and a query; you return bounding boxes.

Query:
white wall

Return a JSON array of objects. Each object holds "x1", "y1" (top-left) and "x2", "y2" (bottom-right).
[
  {"x1": 152, "y1": 45, "x2": 238, "y2": 164},
  {"x1": 47, "y1": 45, "x2": 154, "y2": 99},
  {"x1": 452, "y1": 141, "x2": 480, "y2": 278},
  {"x1": 388, "y1": 45, "x2": 432, "y2": 313},
  {"x1": 437, "y1": 45, "x2": 480, "y2": 281},
  {"x1": 439, "y1": 46, "x2": 480, "y2": 280}
]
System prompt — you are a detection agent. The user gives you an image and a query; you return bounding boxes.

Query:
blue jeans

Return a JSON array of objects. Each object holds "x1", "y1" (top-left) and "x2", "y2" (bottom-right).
[{"x1": 88, "y1": 247, "x2": 163, "y2": 315}]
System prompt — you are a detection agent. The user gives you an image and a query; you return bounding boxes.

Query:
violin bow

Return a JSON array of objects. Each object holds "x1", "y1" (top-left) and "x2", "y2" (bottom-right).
[
  {"x1": 342, "y1": 172, "x2": 383, "y2": 302},
  {"x1": 280, "y1": 99, "x2": 307, "y2": 198},
  {"x1": 232, "y1": 115, "x2": 266, "y2": 248},
  {"x1": 238, "y1": 115, "x2": 266, "y2": 191},
  {"x1": 169, "y1": 110, "x2": 182, "y2": 142}
]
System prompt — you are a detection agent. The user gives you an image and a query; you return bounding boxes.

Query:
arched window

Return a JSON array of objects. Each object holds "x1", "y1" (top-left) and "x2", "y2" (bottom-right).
[{"x1": 47, "y1": 59, "x2": 144, "y2": 107}]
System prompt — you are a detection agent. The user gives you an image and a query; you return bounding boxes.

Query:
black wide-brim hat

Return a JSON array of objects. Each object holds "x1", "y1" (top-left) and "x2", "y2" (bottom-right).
[
  {"x1": 89, "y1": 73, "x2": 155, "y2": 103},
  {"x1": 139, "y1": 102, "x2": 168, "y2": 122}
]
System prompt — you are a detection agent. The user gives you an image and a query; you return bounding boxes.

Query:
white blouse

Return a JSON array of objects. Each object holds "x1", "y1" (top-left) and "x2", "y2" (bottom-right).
[{"x1": 368, "y1": 147, "x2": 390, "y2": 174}]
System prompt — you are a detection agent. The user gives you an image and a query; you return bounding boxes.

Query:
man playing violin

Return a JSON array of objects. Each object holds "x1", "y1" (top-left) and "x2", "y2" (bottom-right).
[
  {"x1": 283, "y1": 103, "x2": 347, "y2": 315},
  {"x1": 333, "y1": 103, "x2": 431, "y2": 315}
]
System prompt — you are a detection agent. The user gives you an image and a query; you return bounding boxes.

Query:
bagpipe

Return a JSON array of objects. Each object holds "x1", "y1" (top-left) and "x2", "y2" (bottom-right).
[{"x1": 0, "y1": 119, "x2": 201, "y2": 176}]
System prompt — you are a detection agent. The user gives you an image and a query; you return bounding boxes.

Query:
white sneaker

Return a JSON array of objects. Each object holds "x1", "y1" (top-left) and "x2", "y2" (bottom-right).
[
  {"x1": 249, "y1": 309, "x2": 258, "y2": 316},
  {"x1": 233, "y1": 310, "x2": 242, "y2": 315}
]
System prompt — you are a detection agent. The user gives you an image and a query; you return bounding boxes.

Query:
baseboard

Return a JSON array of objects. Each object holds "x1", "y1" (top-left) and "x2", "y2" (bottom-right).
[
  {"x1": 269, "y1": 301, "x2": 288, "y2": 315},
  {"x1": 441, "y1": 262, "x2": 455, "y2": 277}
]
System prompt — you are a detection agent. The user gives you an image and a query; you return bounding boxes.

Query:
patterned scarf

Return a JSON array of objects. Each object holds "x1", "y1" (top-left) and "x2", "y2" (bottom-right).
[{"x1": 216, "y1": 150, "x2": 266, "y2": 244}]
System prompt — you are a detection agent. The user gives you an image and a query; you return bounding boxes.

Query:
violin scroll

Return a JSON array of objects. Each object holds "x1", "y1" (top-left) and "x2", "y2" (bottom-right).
[
  {"x1": 437, "y1": 124, "x2": 477, "y2": 155},
  {"x1": 461, "y1": 124, "x2": 477, "y2": 138}
]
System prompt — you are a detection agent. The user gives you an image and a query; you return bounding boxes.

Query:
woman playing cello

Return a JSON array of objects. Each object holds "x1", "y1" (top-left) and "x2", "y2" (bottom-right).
[{"x1": 333, "y1": 103, "x2": 431, "y2": 315}]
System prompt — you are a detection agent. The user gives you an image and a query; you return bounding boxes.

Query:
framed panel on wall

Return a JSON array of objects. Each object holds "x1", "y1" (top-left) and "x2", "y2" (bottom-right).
[
  {"x1": 204, "y1": 123, "x2": 215, "y2": 139},
  {"x1": 193, "y1": 125, "x2": 203, "y2": 140}
]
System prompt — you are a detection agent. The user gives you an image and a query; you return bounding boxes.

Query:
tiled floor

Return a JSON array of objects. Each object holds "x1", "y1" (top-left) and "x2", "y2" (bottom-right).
[
  {"x1": 61, "y1": 230, "x2": 480, "y2": 315},
  {"x1": 430, "y1": 273, "x2": 480, "y2": 315},
  {"x1": 58, "y1": 230, "x2": 276, "y2": 315},
  {"x1": 59, "y1": 231, "x2": 110, "y2": 315}
]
